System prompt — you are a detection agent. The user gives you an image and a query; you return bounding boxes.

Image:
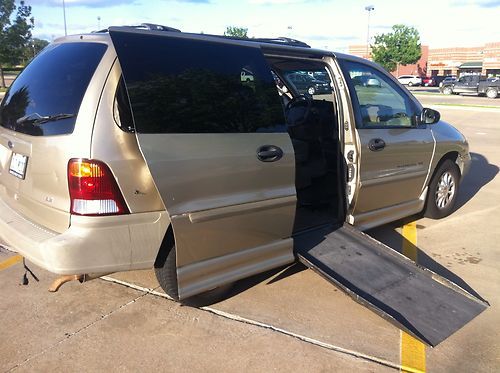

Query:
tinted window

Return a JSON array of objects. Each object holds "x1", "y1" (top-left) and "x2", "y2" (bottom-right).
[
  {"x1": 282, "y1": 69, "x2": 332, "y2": 96},
  {"x1": 114, "y1": 76, "x2": 134, "y2": 132},
  {"x1": 341, "y1": 60, "x2": 416, "y2": 128},
  {"x1": 0, "y1": 43, "x2": 107, "y2": 136},
  {"x1": 111, "y1": 31, "x2": 286, "y2": 133}
]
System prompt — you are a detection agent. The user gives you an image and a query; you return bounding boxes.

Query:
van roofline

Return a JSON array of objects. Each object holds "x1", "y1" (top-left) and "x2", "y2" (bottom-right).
[{"x1": 54, "y1": 24, "x2": 376, "y2": 64}]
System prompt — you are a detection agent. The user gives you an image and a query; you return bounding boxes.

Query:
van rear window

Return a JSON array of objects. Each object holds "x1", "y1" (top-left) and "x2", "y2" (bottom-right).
[{"x1": 0, "y1": 42, "x2": 107, "y2": 136}]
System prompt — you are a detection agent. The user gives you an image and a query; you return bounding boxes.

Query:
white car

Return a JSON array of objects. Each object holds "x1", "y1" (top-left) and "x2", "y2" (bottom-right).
[{"x1": 397, "y1": 75, "x2": 422, "y2": 86}]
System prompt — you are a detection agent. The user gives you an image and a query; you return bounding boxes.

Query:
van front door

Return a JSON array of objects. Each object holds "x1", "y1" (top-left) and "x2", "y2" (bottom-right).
[
  {"x1": 110, "y1": 28, "x2": 296, "y2": 298},
  {"x1": 338, "y1": 59, "x2": 434, "y2": 228}
]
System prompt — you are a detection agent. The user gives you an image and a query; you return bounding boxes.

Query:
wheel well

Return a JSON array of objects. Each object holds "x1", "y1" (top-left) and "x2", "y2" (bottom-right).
[
  {"x1": 432, "y1": 152, "x2": 461, "y2": 179},
  {"x1": 154, "y1": 224, "x2": 175, "y2": 268}
]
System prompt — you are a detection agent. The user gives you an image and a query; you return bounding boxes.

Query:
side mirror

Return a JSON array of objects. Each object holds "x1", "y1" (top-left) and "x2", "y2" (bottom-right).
[
  {"x1": 420, "y1": 108, "x2": 440, "y2": 125},
  {"x1": 366, "y1": 78, "x2": 381, "y2": 87}
]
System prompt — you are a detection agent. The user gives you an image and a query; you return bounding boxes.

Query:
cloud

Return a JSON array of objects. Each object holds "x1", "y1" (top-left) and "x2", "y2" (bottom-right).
[
  {"x1": 28, "y1": 0, "x2": 139, "y2": 8},
  {"x1": 476, "y1": 0, "x2": 500, "y2": 6},
  {"x1": 452, "y1": 0, "x2": 500, "y2": 7},
  {"x1": 29, "y1": 0, "x2": 210, "y2": 7},
  {"x1": 169, "y1": 0, "x2": 211, "y2": 2},
  {"x1": 302, "y1": 34, "x2": 357, "y2": 42},
  {"x1": 249, "y1": 0, "x2": 324, "y2": 4}
]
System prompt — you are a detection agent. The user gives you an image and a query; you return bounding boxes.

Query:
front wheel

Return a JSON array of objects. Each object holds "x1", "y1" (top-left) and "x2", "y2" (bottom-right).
[
  {"x1": 442, "y1": 86, "x2": 453, "y2": 95},
  {"x1": 424, "y1": 160, "x2": 460, "y2": 219},
  {"x1": 307, "y1": 86, "x2": 316, "y2": 95},
  {"x1": 486, "y1": 88, "x2": 498, "y2": 99}
]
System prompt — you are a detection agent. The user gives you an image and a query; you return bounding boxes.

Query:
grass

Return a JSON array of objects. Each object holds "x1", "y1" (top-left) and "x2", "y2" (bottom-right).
[
  {"x1": 432, "y1": 103, "x2": 500, "y2": 109},
  {"x1": 410, "y1": 91, "x2": 443, "y2": 96},
  {"x1": 0, "y1": 87, "x2": 7, "y2": 93}
]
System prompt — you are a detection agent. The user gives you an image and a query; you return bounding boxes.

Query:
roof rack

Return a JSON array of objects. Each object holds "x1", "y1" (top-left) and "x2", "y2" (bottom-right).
[
  {"x1": 137, "y1": 23, "x2": 181, "y2": 32},
  {"x1": 250, "y1": 37, "x2": 311, "y2": 48},
  {"x1": 96, "y1": 24, "x2": 310, "y2": 48},
  {"x1": 93, "y1": 23, "x2": 181, "y2": 33},
  {"x1": 214, "y1": 34, "x2": 310, "y2": 48}
]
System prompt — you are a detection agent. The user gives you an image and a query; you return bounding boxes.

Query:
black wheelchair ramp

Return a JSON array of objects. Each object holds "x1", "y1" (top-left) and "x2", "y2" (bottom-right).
[{"x1": 294, "y1": 224, "x2": 488, "y2": 347}]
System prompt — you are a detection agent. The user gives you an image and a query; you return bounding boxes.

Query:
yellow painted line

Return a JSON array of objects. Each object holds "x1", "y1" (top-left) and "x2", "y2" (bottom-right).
[
  {"x1": 400, "y1": 221, "x2": 426, "y2": 373},
  {"x1": 0, "y1": 254, "x2": 22, "y2": 271}
]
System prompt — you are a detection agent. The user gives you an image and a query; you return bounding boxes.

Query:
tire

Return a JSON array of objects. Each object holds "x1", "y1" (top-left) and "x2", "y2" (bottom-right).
[
  {"x1": 442, "y1": 86, "x2": 453, "y2": 95},
  {"x1": 154, "y1": 244, "x2": 179, "y2": 300},
  {"x1": 424, "y1": 159, "x2": 460, "y2": 219},
  {"x1": 154, "y1": 243, "x2": 234, "y2": 305},
  {"x1": 486, "y1": 88, "x2": 498, "y2": 99},
  {"x1": 307, "y1": 86, "x2": 315, "y2": 95},
  {"x1": 408, "y1": 82, "x2": 413, "y2": 87}
]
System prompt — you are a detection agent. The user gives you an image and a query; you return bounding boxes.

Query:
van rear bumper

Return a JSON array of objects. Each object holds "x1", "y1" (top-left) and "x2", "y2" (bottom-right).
[{"x1": 0, "y1": 196, "x2": 169, "y2": 274}]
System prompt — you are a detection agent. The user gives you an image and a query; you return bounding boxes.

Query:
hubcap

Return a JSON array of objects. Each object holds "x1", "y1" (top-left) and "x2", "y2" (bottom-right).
[{"x1": 435, "y1": 171, "x2": 456, "y2": 209}]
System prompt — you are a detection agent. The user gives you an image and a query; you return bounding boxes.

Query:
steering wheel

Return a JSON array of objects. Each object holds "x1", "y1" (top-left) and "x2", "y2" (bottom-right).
[{"x1": 285, "y1": 94, "x2": 313, "y2": 126}]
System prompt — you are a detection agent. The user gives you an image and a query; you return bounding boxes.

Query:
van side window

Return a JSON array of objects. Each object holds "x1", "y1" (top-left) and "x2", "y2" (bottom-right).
[
  {"x1": 341, "y1": 61, "x2": 416, "y2": 128},
  {"x1": 113, "y1": 76, "x2": 134, "y2": 132},
  {"x1": 114, "y1": 35, "x2": 286, "y2": 134}
]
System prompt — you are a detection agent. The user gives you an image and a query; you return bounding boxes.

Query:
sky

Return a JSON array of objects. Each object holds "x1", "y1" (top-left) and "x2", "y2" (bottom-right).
[{"x1": 24, "y1": 0, "x2": 500, "y2": 52}]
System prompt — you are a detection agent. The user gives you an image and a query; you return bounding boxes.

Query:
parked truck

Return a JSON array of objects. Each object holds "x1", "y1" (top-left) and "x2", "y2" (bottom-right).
[{"x1": 440, "y1": 75, "x2": 500, "y2": 98}]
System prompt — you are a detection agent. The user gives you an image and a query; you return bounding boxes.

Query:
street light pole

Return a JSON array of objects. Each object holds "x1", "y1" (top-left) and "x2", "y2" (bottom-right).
[
  {"x1": 62, "y1": 0, "x2": 67, "y2": 36},
  {"x1": 365, "y1": 5, "x2": 374, "y2": 59}
]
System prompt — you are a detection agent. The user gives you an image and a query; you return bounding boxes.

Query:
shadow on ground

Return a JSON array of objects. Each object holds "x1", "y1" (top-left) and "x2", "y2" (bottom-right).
[
  {"x1": 181, "y1": 263, "x2": 307, "y2": 308},
  {"x1": 455, "y1": 152, "x2": 498, "y2": 210},
  {"x1": 368, "y1": 223, "x2": 488, "y2": 305}
]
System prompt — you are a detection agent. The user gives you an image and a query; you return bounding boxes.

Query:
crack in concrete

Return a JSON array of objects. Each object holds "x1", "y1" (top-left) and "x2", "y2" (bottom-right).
[
  {"x1": 99, "y1": 276, "x2": 402, "y2": 372},
  {"x1": 6, "y1": 290, "x2": 149, "y2": 372}
]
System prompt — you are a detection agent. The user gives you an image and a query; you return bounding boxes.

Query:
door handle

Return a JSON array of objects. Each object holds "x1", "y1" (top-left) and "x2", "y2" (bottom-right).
[
  {"x1": 368, "y1": 138, "x2": 386, "y2": 151},
  {"x1": 257, "y1": 145, "x2": 283, "y2": 162}
]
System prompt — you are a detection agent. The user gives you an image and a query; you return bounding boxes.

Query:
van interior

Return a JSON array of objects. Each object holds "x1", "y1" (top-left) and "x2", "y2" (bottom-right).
[{"x1": 266, "y1": 57, "x2": 346, "y2": 234}]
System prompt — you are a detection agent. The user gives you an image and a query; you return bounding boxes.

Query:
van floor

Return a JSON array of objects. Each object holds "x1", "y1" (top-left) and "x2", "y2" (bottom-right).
[{"x1": 288, "y1": 101, "x2": 343, "y2": 234}]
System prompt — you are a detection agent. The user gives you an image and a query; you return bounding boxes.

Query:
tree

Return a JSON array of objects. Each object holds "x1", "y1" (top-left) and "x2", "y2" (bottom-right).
[
  {"x1": 371, "y1": 24, "x2": 421, "y2": 74},
  {"x1": 224, "y1": 26, "x2": 248, "y2": 38},
  {"x1": 22, "y1": 37, "x2": 49, "y2": 63},
  {"x1": 0, "y1": 0, "x2": 34, "y2": 88}
]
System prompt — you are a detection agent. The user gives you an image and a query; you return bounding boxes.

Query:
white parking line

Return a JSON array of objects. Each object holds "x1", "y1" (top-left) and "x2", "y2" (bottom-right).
[{"x1": 100, "y1": 275, "x2": 404, "y2": 371}]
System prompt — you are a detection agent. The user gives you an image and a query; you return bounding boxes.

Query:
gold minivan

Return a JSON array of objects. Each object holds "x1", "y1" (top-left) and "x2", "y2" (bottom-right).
[{"x1": 0, "y1": 25, "x2": 471, "y2": 304}]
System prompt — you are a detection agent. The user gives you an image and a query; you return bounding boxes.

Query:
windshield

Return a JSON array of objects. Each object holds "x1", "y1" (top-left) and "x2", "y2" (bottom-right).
[{"x1": 0, "y1": 42, "x2": 107, "y2": 136}]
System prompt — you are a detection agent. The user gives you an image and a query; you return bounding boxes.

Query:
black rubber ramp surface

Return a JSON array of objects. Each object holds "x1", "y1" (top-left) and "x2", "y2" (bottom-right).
[{"x1": 294, "y1": 224, "x2": 488, "y2": 347}]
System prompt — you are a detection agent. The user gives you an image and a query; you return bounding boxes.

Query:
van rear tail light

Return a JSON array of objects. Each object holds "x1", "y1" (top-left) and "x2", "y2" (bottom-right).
[{"x1": 68, "y1": 159, "x2": 129, "y2": 216}]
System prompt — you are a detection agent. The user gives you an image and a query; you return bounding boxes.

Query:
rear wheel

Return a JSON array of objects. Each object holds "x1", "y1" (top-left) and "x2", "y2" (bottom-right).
[
  {"x1": 442, "y1": 86, "x2": 453, "y2": 95},
  {"x1": 408, "y1": 82, "x2": 414, "y2": 87},
  {"x1": 486, "y1": 88, "x2": 498, "y2": 99},
  {"x1": 154, "y1": 243, "x2": 234, "y2": 305},
  {"x1": 154, "y1": 244, "x2": 179, "y2": 300},
  {"x1": 307, "y1": 86, "x2": 316, "y2": 95},
  {"x1": 424, "y1": 160, "x2": 460, "y2": 219}
]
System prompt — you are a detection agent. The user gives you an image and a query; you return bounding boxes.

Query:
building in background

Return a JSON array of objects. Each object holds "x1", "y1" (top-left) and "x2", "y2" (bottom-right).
[
  {"x1": 348, "y1": 42, "x2": 500, "y2": 78},
  {"x1": 348, "y1": 45, "x2": 428, "y2": 77}
]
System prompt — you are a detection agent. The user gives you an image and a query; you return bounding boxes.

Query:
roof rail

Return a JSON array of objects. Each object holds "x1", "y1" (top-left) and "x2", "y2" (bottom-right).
[
  {"x1": 138, "y1": 23, "x2": 181, "y2": 32},
  {"x1": 251, "y1": 37, "x2": 311, "y2": 48},
  {"x1": 95, "y1": 25, "x2": 310, "y2": 48},
  {"x1": 93, "y1": 23, "x2": 181, "y2": 33},
  {"x1": 215, "y1": 34, "x2": 311, "y2": 48}
]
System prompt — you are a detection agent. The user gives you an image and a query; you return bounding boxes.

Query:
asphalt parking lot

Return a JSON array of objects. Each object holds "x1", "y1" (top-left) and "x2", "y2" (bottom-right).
[{"x1": 1, "y1": 92, "x2": 499, "y2": 372}]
